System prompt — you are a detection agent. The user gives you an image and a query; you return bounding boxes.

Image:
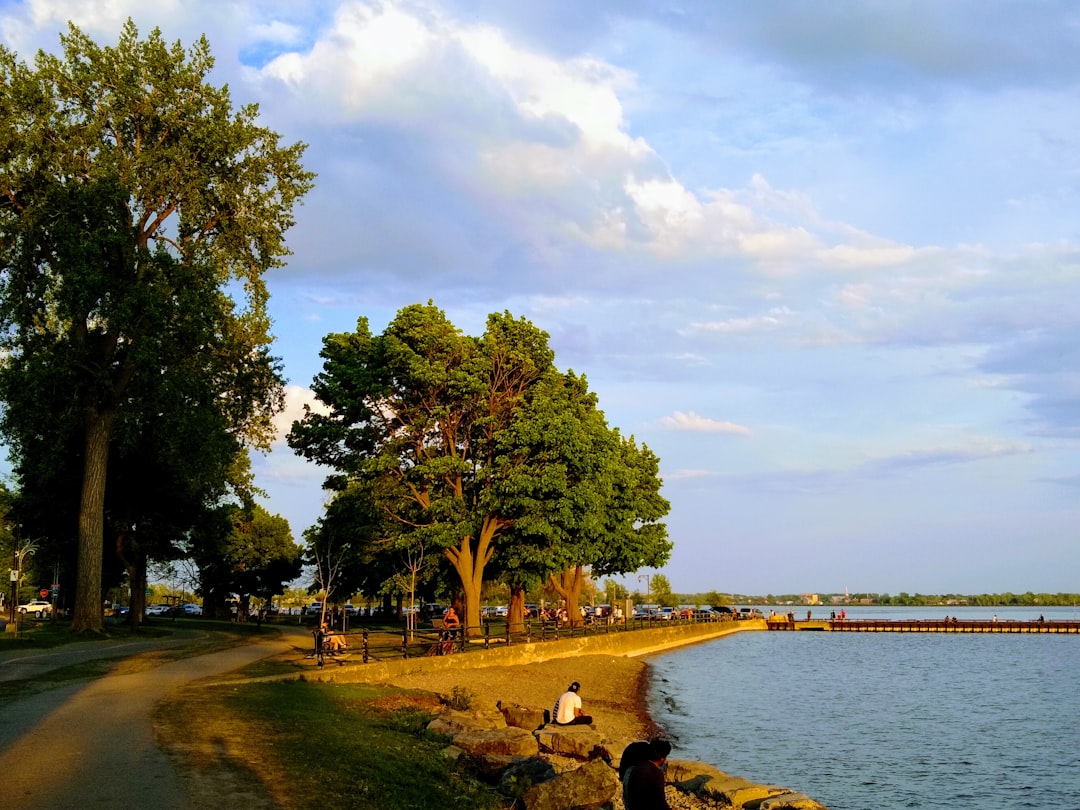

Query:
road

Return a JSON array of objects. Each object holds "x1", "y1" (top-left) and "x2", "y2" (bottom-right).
[{"x1": 0, "y1": 625, "x2": 303, "y2": 808}]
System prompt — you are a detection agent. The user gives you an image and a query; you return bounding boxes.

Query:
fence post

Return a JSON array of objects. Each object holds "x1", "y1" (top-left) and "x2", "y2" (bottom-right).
[
  {"x1": 362, "y1": 629, "x2": 369, "y2": 663},
  {"x1": 402, "y1": 628, "x2": 408, "y2": 659},
  {"x1": 483, "y1": 622, "x2": 490, "y2": 649}
]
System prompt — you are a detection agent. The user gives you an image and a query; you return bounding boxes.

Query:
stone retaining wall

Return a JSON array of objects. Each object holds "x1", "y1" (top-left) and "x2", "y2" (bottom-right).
[{"x1": 308, "y1": 619, "x2": 761, "y2": 684}]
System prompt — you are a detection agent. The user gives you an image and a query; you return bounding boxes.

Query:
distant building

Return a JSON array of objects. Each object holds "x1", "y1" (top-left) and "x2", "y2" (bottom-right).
[{"x1": 801, "y1": 593, "x2": 821, "y2": 605}]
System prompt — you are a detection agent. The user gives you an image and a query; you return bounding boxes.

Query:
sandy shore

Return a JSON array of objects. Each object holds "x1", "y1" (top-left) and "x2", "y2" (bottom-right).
[
  {"x1": 387, "y1": 652, "x2": 665, "y2": 750},
  {"x1": 387, "y1": 652, "x2": 727, "y2": 809}
]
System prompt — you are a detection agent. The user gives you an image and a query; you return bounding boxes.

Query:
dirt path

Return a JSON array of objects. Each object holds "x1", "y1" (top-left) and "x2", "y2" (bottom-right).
[{"x1": 0, "y1": 630, "x2": 301, "y2": 808}]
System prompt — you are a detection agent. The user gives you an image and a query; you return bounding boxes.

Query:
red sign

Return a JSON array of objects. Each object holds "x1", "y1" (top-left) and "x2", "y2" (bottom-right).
[{"x1": 39, "y1": 588, "x2": 49, "y2": 598}]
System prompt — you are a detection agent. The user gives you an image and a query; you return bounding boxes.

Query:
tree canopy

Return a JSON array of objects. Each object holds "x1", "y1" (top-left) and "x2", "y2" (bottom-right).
[
  {"x1": 0, "y1": 21, "x2": 314, "y2": 630},
  {"x1": 289, "y1": 302, "x2": 670, "y2": 633}
]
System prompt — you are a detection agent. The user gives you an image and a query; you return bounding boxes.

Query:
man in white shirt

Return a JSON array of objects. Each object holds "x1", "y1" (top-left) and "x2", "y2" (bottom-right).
[{"x1": 552, "y1": 681, "x2": 593, "y2": 725}]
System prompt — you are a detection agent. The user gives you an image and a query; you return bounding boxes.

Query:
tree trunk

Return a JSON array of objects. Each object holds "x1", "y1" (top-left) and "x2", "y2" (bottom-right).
[
  {"x1": 443, "y1": 516, "x2": 500, "y2": 637},
  {"x1": 549, "y1": 566, "x2": 586, "y2": 628},
  {"x1": 72, "y1": 409, "x2": 114, "y2": 632},
  {"x1": 116, "y1": 531, "x2": 147, "y2": 631},
  {"x1": 508, "y1": 584, "x2": 527, "y2": 634}
]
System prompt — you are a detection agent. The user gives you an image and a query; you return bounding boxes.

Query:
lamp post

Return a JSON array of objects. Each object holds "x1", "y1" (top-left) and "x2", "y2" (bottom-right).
[
  {"x1": 9, "y1": 539, "x2": 37, "y2": 627},
  {"x1": 638, "y1": 573, "x2": 652, "y2": 606}
]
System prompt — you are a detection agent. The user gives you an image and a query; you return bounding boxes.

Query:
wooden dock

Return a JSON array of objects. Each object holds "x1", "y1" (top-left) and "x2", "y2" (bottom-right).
[{"x1": 766, "y1": 618, "x2": 1080, "y2": 634}]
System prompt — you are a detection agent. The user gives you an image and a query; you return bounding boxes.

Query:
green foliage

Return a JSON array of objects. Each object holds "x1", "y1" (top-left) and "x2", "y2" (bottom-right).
[
  {"x1": 650, "y1": 573, "x2": 679, "y2": 608},
  {"x1": 290, "y1": 303, "x2": 671, "y2": 629},
  {"x1": 0, "y1": 21, "x2": 313, "y2": 631},
  {"x1": 444, "y1": 685, "x2": 475, "y2": 711}
]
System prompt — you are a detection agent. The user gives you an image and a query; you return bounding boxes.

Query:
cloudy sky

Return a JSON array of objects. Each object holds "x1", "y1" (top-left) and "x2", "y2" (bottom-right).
[{"x1": 4, "y1": 0, "x2": 1079, "y2": 597}]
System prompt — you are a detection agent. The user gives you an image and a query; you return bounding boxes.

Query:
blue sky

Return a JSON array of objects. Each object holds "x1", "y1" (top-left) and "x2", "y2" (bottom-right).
[{"x1": 3, "y1": 1, "x2": 1079, "y2": 596}]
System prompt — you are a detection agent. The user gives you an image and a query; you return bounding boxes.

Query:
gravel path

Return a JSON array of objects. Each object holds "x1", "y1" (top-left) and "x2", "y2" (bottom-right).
[{"x1": 0, "y1": 630, "x2": 301, "y2": 808}]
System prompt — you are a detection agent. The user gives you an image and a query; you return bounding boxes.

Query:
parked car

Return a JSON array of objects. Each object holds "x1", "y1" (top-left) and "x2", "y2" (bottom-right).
[
  {"x1": 183, "y1": 603, "x2": 203, "y2": 616},
  {"x1": 652, "y1": 607, "x2": 675, "y2": 621},
  {"x1": 343, "y1": 604, "x2": 358, "y2": 616},
  {"x1": 737, "y1": 607, "x2": 764, "y2": 619},
  {"x1": 306, "y1": 601, "x2": 325, "y2": 616},
  {"x1": 18, "y1": 599, "x2": 52, "y2": 617}
]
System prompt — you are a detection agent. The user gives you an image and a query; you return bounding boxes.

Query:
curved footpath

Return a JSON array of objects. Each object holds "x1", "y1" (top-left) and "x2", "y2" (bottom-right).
[{"x1": 0, "y1": 626, "x2": 303, "y2": 808}]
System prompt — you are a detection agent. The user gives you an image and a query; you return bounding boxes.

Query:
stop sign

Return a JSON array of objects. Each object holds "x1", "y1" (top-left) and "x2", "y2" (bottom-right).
[{"x1": 39, "y1": 588, "x2": 49, "y2": 598}]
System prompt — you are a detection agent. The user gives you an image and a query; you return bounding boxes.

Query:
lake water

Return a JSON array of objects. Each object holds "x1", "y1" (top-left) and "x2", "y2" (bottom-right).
[{"x1": 647, "y1": 607, "x2": 1080, "y2": 809}]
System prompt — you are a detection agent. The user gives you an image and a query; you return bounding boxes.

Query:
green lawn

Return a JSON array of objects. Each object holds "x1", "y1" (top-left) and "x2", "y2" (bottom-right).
[{"x1": 156, "y1": 679, "x2": 505, "y2": 810}]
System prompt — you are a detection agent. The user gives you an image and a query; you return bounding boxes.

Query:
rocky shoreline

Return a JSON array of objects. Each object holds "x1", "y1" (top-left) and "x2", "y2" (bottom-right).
[{"x1": 381, "y1": 652, "x2": 828, "y2": 809}]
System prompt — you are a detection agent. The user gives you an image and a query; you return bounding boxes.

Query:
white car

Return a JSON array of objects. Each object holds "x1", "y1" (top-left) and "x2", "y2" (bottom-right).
[{"x1": 18, "y1": 599, "x2": 52, "y2": 617}]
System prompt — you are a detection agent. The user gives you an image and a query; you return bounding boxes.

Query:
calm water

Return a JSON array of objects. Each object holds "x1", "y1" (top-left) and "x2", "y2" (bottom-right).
[{"x1": 647, "y1": 607, "x2": 1080, "y2": 810}]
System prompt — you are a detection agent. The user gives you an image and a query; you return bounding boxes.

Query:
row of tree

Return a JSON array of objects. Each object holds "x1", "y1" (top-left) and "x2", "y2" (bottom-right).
[{"x1": 289, "y1": 303, "x2": 671, "y2": 634}]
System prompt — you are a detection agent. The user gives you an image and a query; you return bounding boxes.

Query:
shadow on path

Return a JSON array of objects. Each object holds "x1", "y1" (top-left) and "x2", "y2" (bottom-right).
[{"x1": 0, "y1": 630, "x2": 303, "y2": 808}]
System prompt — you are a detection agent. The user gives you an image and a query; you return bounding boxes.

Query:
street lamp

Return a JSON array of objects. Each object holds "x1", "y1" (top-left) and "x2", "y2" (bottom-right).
[
  {"x1": 9, "y1": 539, "x2": 37, "y2": 625},
  {"x1": 638, "y1": 573, "x2": 652, "y2": 606}
]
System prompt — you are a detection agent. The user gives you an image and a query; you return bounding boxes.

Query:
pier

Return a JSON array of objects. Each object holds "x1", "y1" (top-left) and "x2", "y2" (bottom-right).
[{"x1": 766, "y1": 617, "x2": 1080, "y2": 633}]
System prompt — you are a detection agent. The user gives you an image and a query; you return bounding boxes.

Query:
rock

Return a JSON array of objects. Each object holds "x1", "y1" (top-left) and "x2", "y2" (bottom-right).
[
  {"x1": 758, "y1": 791, "x2": 830, "y2": 809},
  {"x1": 497, "y1": 755, "x2": 558, "y2": 798},
  {"x1": 497, "y1": 700, "x2": 547, "y2": 730},
  {"x1": 665, "y1": 760, "x2": 789, "y2": 808},
  {"x1": 535, "y1": 724, "x2": 614, "y2": 761},
  {"x1": 666, "y1": 759, "x2": 730, "y2": 784},
  {"x1": 522, "y1": 759, "x2": 619, "y2": 810},
  {"x1": 427, "y1": 707, "x2": 506, "y2": 736},
  {"x1": 453, "y1": 726, "x2": 539, "y2": 758}
]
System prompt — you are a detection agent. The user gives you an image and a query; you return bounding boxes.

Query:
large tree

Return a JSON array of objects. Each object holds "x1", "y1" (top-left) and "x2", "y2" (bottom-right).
[
  {"x1": 0, "y1": 21, "x2": 313, "y2": 631},
  {"x1": 289, "y1": 303, "x2": 670, "y2": 634},
  {"x1": 492, "y1": 370, "x2": 671, "y2": 627}
]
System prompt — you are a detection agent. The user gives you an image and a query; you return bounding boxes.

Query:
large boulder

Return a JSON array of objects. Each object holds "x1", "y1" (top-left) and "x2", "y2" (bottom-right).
[
  {"x1": 453, "y1": 726, "x2": 539, "y2": 758},
  {"x1": 521, "y1": 759, "x2": 619, "y2": 810},
  {"x1": 497, "y1": 700, "x2": 547, "y2": 730},
  {"x1": 535, "y1": 725, "x2": 614, "y2": 761},
  {"x1": 427, "y1": 707, "x2": 506, "y2": 737},
  {"x1": 758, "y1": 792, "x2": 830, "y2": 809},
  {"x1": 497, "y1": 756, "x2": 558, "y2": 798},
  {"x1": 666, "y1": 760, "x2": 790, "y2": 808}
]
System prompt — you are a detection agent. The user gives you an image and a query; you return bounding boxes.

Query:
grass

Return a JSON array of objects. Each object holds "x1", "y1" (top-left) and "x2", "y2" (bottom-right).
[
  {"x1": 0, "y1": 620, "x2": 283, "y2": 706},
  {"x1": 156, "y1": 679, "x2": 506, "y2": 810}
]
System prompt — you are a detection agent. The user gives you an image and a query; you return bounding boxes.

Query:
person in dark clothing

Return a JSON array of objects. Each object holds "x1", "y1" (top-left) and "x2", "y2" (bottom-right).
[
  {"x1": 623, "y1": 738, "x2": 672, "y2": 810},
  {"x1": 619, "y1": 738, "x2": 670, "y2": 780}
]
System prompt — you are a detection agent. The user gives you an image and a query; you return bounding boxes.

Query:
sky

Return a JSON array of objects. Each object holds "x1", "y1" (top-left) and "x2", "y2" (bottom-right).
[{"x1": 2, "y1": 0, "x2": 1078, "y2": 597}]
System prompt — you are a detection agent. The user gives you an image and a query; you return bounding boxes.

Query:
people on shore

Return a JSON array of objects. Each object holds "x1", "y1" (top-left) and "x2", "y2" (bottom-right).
[
  {"x1": 552, "y1": 681, "x2": 593, "y2": 725},
  {"x1": 623, "y1": 738, "x2": 672, "y2": 809},
  {"x1": 442, "y1": 606, "x2": 460, "y2": 632}
]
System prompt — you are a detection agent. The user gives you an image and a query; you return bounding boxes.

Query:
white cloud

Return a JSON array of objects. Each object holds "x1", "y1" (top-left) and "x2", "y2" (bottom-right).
[
  {"x1": 271, "y1": 385, "x2": 331, "y2": 446},
  {"x1": 659, "y1": 411, "x2": 751, "y2": 435}
]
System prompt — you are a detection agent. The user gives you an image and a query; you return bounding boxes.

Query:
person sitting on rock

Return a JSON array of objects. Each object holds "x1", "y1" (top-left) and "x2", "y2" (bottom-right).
[
  {"x1": 552, "y1": 681, "x2": 593, "y2": 725},
  {"x1": 624, "y1": 738, "x2": 672, "y2": 810}
]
